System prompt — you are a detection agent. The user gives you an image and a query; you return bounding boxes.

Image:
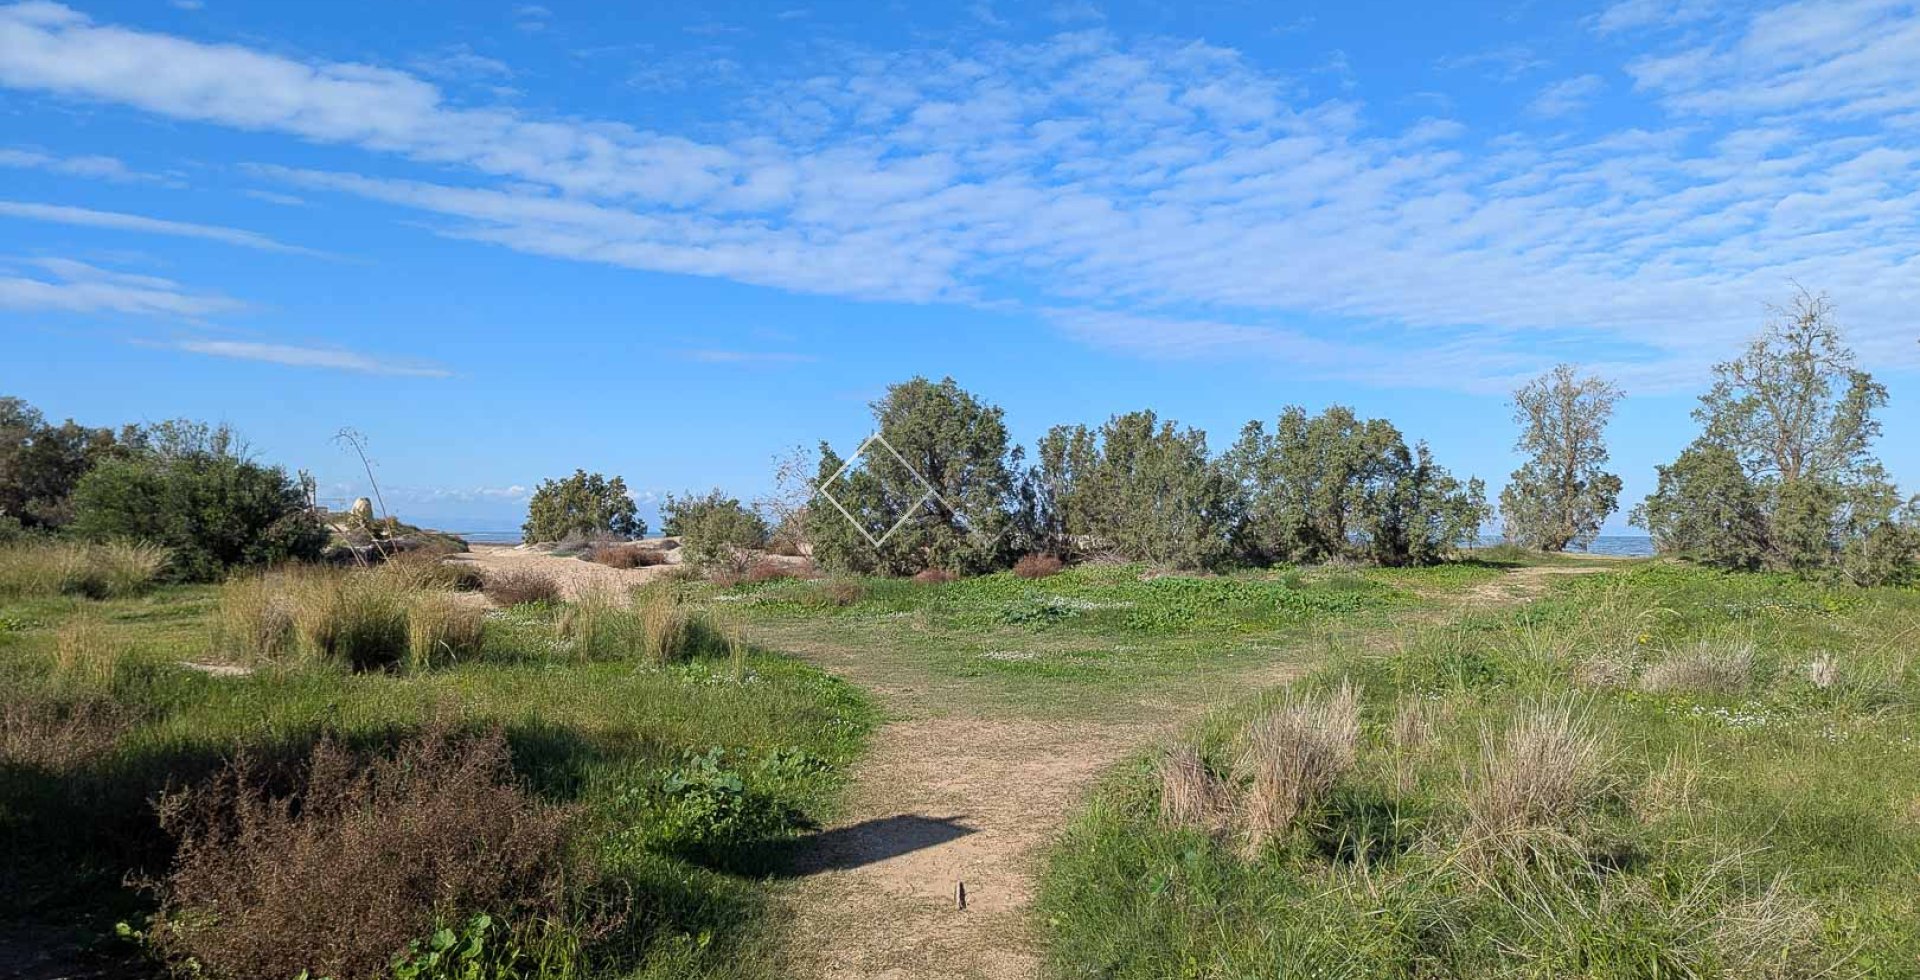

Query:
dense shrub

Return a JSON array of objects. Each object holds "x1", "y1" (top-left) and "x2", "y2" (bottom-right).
[
  {"x1": 143, "y1": 727, "x2": 584, "y2": 980},
  {"x1": 662, "y1": 489, "x2": 769, "y2": 572},
  {"x1": 68, "y1": 445, "x2": 325, "y2": 582},
  {"x1": 483, "y1": 569, "x2": 562, "y2": 606},
  {"x1": 522, "y1": 470, "x2": 643, "y2": 544}
]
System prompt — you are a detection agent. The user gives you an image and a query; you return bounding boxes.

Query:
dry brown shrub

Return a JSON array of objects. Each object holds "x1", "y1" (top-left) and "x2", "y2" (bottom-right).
[
  {"x1": 1640, "y1": 641, "x2": 1754, "y2": 695},
  {"x1": 1237, "y1": 682, "x2": 1360, "y2": 848},
  {"x1": 589, "y1": 544, "x2": 667, "y2": 569},
  {"x1": 1013, "y1": 554, "x2": 1065, "y2": 579},
  {"x1": 145, "y1": 726, "x2": 584, "y2": 980},
  {"x1": 1157, "y1": 744, "x2": 1234, "y2": 837},
  {"x1": 1463, "y1": 699, "x2": 1614, "y2": 852},
  {"x1": 0, "y1": 696, "x2": 132, "y2": 769},
  {"x1": 482, "y1": 569, "x2": 561, "y2": 606},
  {"x1": 912, "y1": 568, "x2": 958, "y2": 585}
]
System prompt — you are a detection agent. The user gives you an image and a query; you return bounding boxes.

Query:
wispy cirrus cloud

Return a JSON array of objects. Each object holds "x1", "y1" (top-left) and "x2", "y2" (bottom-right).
[
  {"x1": 0, "y1": 200, "x2": 321, "y2": 254},
  {"x1": 1529, "y1": 74, "x2": 1606, "y2": 117},
  {"x1": 0, "y1": 146, "x2": 173, "y2": 183},
  {"x1": 0, "y1": 256, "x2": 241, "y2": 317},
  {"x1": 3, "y1": 1, "x2": 1919, "y2": 392},
  {"x1": 169, "y1": 338, "x2": 453, "y2": 377}
]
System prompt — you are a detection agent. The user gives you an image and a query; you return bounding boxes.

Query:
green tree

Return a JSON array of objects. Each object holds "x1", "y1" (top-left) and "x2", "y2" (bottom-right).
[
  {"x1": 806, "y1": 377, "x2": 1018, "y2": 575},
  {"x1": 1632, "y1": 442, "x2": 1769, "y2": 570},
  {"x1": 1499, "y1": 366, "x2": 1624, "y2": 551},
  {"x1": 522, "y1": 470, "x2": 643, "y2": 543},
  {"x1": 662, "y1": 489, "x2": 769, "y2": 572},
  {"x1": 1224, "y1": 406, "x2": 1486, "y2": 567},
  {"x1": 0, "y1": 396, "x2": 130, "y2": 529},
  {"x1": 69, "y1": 431, "x2": 326, "y2": 581},
  {"x1": 1635, "y1": 289, "x2": 1915, "y2": 578},
  {"x1": 1027, "y1": 411, "x2": 1228, "y2": 568}
]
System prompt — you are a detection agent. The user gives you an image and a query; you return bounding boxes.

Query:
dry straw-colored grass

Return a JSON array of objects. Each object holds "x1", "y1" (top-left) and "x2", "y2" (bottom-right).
[
  {"x1": 1156, "y1": 744, "x2": 1235, "y2": 837},
  {"x1": 0, "y1": 539, "x2": 170, "y2": 599},
  {"x1": 53, "y1": 615, "x2": 128, "y2": 688},
  {"x1": 405, "y1": 592, "x2": 486, "y2": 669},
  {"x1": 1014, "y1": 554, "x2": 1066, "y2": 579},
  {"x1": 1805, "y1": 652, "x2": 1842, "y2": 690},
  {"x1": 1237, "y1": 681, "x2": 1360, "y2": 848},
  {"x1": 292, "y1": 570, "x2": 409, "y2": 671},
  {"x1": 1463, "y1": 699, "x2": 1614, "y2": 851},
  {"x1": 212, "y1": 572, "x2": 298, "y2": 662},
  {"x1": 1639, "y1": 641, "x2": 1754, "y2": 695}
]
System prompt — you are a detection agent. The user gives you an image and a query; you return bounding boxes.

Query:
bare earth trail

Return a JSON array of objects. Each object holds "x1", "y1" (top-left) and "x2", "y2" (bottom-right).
[{"x1": 765, "y1": 562, "x2": 1612, "y2": 980}]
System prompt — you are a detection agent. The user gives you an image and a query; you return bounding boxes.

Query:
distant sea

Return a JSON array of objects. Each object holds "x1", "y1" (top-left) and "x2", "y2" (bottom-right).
[
  {"x1": 445, "y1": 529, "x2": 523, "y2": 545},
  {"x1": 1478, "y1": 534, "x2": 1655, "y2": 557}
]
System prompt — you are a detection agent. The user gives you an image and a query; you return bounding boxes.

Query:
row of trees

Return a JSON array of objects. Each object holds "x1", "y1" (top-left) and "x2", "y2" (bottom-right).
[
  {"x1": 0, "y1": 401, "x2": 327, "y2": 579},
  {"x1": 796, "y1": 378, "x2": 1491, "y2": 575}
]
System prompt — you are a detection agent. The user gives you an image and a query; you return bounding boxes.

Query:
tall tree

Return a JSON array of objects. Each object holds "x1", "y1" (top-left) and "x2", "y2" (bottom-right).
[
  {"x1": 807, "y1": 377, "x2": 1018, "y2": 574},
  {"x1": 1499, "y1": 365, "x2": 1624, "y2": 551},
  {"x1": 1634, "y1": 289, "x2": 1915, "y2": 580},
  {"x1": 1696, "y1": 288, "x2": 1886, "y2": 487}
]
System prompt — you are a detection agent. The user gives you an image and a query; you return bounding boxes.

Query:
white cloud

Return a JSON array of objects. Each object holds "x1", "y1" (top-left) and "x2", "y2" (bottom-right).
[
  {"x1": 1590, "y1": 0, "x2": 1718, "y2": 34},
  {"x1": 0, "y1": 256, "x2": 241, "y2": 316},
  {"x1": 171, "y1": 339, "x2": 453, "y2": 376},
  {"x1": 1529, "y1": 74, "x2": 1605, "y2": 117},
  {"x1": 0, "y1": 146, "x2": 174, "y2": 183},
  {"x1": 0, "y1": 199, "x2": 320, "y2": 254},
  {"x1": 4, "y1": 3, "x2": 1919, "y2": 391}
]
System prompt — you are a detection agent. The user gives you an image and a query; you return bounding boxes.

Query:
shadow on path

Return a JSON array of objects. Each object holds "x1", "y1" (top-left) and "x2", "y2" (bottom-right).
[{"x1": 776, "y1": 814, "x2": 977, "y2": 876}]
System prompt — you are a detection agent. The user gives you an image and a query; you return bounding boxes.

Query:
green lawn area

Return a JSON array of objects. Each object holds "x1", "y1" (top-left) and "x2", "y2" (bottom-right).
[{"x1": 1038, "y1": 564, "x2": 1920, "y2": 978}]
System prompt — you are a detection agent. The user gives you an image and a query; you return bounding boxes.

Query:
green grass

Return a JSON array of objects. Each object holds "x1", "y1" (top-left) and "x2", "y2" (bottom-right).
[
  {"x1": 0, "y1": 579, "x2": 875, "y2": 980},
  {"x1": 1037, "y1": 564, "x2": 1920, "y2": 978},
  {"x1": 715, "y1": 562, "x2": 1505, "y2": 718}
]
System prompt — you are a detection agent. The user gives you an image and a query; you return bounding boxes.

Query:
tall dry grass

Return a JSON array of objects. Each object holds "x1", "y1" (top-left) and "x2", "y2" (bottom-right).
[
  {"x1": 212, "y1": 572, "x2": 298, "y2": 662},
  {"x1": 1237, "y1": 682, "x2": 1360, "y2": 847},
  {"x1": 406, "y1": 592, "x2": 486, "y2": 669},
  {"x1": 52, "y1": 615, "x2": 129, "y2": 688},
  {"x1": 1463, "y1": 699, "x2": 1615, "y2": 853},
  {"x1": 0, "y1": 539, "x2": 170, "y2": 599},
  {"x1": 1157, "y1": 744, "x2": 1234, "y2": 837},
  {"x1": 1640, "y1": 641, "x2": 1754, "y2": 695}
]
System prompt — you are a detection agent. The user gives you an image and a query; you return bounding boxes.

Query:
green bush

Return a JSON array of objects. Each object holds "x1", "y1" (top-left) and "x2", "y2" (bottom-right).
[
  {"x1": 68, "y1": 450, "x2": 325, "y2": 582},
  {"x1": 661, "y1": 489, "x2": 768, "y2": 573},
  {"x1": 522, "y1": 470, "x2": 643, "y2": 544}
]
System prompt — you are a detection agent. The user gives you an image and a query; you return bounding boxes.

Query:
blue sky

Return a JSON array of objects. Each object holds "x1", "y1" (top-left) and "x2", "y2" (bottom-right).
[{"x1": 3, "y1": 0, "x2": 1917, "y2": 533}]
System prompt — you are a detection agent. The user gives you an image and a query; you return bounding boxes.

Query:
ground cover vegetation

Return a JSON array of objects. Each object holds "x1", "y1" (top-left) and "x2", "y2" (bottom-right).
[
  {"x1": 0, "y1": 551, "x2": 874, "y2": 980},
  {"x1": 1039, "y1": 563, "x2": 1920, "y2": 978}
]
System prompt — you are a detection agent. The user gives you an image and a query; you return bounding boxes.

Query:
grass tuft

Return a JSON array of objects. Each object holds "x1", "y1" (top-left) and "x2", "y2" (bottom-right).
[
  {"x1": 1236, "y1": 681, "x2": 1360, "y2": 849},
  {"x1": 1462, "y1": 698, "x2": 1614, "y2": 850},
  {"x1": 482, "y1": 568, "x2": 562, "y2": 607},
  {"x1": 1156, "y1": 744, "x2": 1234, "y2": 837},
  {"x1": 1639, "y1": 640, "x2": 1754, "y2": 695},
  {"x1": 0, "y1": 539, "x2": 170, "y2": 599},
  {"x1": 405, "y1": 592, "x2": 486, "y2": 669}
]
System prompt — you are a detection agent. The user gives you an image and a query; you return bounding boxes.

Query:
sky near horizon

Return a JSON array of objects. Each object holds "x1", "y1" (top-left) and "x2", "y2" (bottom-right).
[{"x1": 2, "y1": 0, "x2": 1917, "y2": 534}]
